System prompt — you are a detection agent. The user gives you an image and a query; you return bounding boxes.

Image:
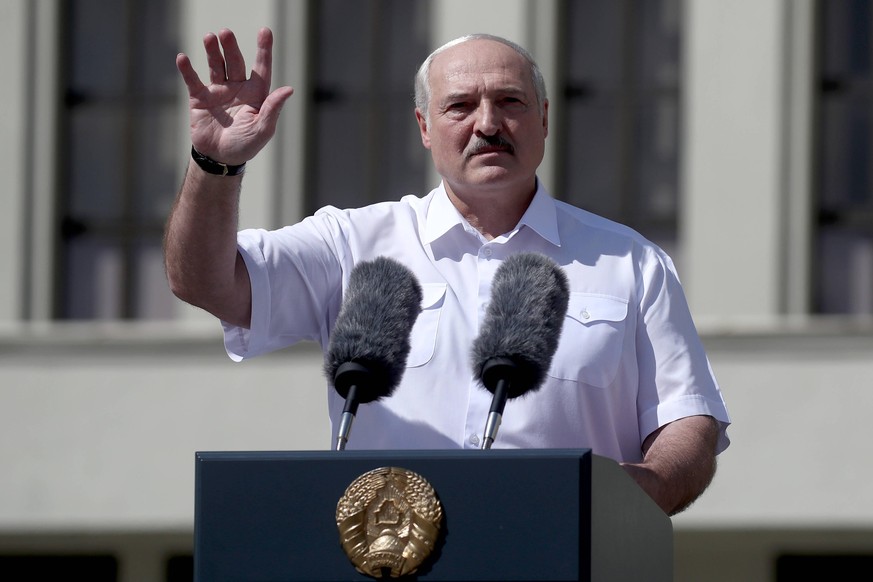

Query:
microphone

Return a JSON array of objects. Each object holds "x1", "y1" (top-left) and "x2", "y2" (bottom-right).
[
  {"x1": 324, "y1": 257, "x2": 423, "y2": 450},
  {"x1": 471, "y1": 252, "x2": 569, "y2": 449}
]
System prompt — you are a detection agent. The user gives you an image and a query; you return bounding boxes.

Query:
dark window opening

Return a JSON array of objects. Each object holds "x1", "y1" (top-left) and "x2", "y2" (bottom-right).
[
  {"x1": 556, "y1": 0, "x2": 683, "y2": 259},
  {"x1": 58, "y1": 0, "x2": 181, "y2": 319},
  {"x1": 776, "y1": 553, "x2": 873, "y2": 580},
  {"x1": 0, "y1": 554, "x2": 118, "y2": 581},
  {"x1": 814, "y1": 0, "x2": 873, "y2": 315},
  {"x1": 304, "y1": 0, "x2": 431, "y2": 214}
]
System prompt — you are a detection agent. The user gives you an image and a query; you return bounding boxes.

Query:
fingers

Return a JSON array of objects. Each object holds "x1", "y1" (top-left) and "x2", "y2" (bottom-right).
[
  {"x1": 175, "y1": 52, "x2": 206, "y2": 95},
  {"x1": 183, "y1": 26, "x2": 285, "y2": 119},
  {"x1": 201, "y1": 28, "x2": 264, "y2": 85},
  {"x1": 218, "y1": 29, "x2": 247, "y2": 82},
  {"x1": 201, "y1": 28, "x2": 247, "y2": 84},
  {"x1": 203, "y1": 32, "x2": 227, "y2": 84},
  {"x1": 252, "y1": 27, "x2": 274, "y2": 89}
]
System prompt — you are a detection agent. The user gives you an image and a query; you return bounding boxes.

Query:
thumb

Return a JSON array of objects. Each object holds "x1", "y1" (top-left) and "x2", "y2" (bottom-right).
[{"x1": 257, "y1": 86, "x2": 294, "y2": 134}]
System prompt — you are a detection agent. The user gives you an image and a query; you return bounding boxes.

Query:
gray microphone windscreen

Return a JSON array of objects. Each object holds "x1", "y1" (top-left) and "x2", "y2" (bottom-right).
[
  {"x1": 472, "y1": 252, "x2": 569, "y2": 398},
  {"x1": 324, "y1": 256, "x2": 423, "y2": 403}
]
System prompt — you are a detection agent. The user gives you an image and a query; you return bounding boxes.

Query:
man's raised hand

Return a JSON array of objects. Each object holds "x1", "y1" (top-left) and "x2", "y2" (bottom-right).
[{"x1": 175, "y1": 27, "x2": 294, "y2": 167}]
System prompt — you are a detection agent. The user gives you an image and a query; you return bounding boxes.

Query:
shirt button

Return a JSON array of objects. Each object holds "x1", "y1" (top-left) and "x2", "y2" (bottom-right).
[
  {"x1": 469, "y1": 434, "x2": 480, "y2": 446},
  {"x1": 581, "y1": 309, "x2": 590, "y2": 320},
  {"x1": 482, "y1": 247, "x2": 492, "y2": 257}
]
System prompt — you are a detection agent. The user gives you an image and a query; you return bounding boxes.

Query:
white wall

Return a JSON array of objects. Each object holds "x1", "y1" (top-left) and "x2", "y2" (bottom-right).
[
  {"x1": 0, "y1": 0, "x2": 28, "y2": 320},
  {"x1": 0, "y1": 327, "x2": 329, "y2": 532},
  {"x1": 3, "y1": 331, "x2": 872, "y2": 532},
  {"x1": 676, "y1": 333, "x2": 873, "y2": 528},
  {"x1": 683, "y1": 0, "x2": 792, "y2": 319},
  {"x1": 3, "y1": 0, "x2": 62, "y2": 322}
]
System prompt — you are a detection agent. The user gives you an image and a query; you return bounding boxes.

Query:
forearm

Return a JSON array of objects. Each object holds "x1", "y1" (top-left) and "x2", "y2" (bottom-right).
[
  {"x1": 621, "y1": 415, "x2": 719, "y2": 516},
  {"x1": 166, "y1": 27, "x2": 292, "y2": 327},
  {"x1": 163, "y1": 159, "x2": 252, "y2": 327}
]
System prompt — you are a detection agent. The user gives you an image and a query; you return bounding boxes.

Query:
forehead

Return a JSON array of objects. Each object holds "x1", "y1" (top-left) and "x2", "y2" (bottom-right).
[{"x1": 428, "y1": 39, "x2": 532, "y2": 98}]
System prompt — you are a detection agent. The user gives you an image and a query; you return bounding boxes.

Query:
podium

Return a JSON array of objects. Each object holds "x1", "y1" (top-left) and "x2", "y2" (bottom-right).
[{"x1": 194, "y1": 449, "x2": 672, "y2": 581}]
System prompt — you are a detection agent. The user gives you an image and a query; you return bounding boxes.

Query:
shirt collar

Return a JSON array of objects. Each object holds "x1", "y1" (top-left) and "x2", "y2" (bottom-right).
[
  {"x1": 423, "y1": 183, "x2": 466, "y2": 244},
  {"x1": 516, "y1": 180, "x2": 561, "y2": 247},
  {"x1": 423, "y1": 179, "x2": 561, "y2": 247}
]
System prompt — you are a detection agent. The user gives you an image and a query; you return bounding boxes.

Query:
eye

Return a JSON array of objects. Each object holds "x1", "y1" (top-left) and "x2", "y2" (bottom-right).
[
  {"x1": 501, "y1": 96, "x2": 527, "y2": 109},
  {"x1": 444, "y1": 101, "x2": 473, "y2": 117}
]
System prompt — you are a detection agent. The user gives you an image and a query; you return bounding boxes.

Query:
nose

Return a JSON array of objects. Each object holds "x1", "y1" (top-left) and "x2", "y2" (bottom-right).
[{"x1": 474, "y1": 101, "x2": 501, "y2": 136}]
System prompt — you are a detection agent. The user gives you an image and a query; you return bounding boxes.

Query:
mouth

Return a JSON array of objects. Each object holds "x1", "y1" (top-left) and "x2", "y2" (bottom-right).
[
  {"x1": 472, "y1": 146, "x2": 512, "y2": 156},
  {"x1": 467, "y1": 144, "x2": 515, "y2": 159}
]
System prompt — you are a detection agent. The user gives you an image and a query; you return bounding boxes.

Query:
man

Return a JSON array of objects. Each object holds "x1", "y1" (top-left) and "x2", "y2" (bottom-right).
[{"x1": 165, "y1": 28, "x2": 730, "y2": 515}]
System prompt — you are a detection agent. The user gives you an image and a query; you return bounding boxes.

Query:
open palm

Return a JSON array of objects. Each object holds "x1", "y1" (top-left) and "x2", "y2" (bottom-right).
[{"x1": 176, "y1": 27, "x2": 294, "y2": 166}]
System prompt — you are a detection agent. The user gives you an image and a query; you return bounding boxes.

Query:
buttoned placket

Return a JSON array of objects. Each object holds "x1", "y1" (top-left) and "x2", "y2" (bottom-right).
[{"x1": 462, "y1": 239, "x2": 505, "y2": 449}]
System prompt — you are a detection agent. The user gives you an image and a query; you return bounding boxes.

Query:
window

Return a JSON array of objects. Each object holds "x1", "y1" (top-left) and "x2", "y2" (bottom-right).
[
  {"x1": 816, "y1": 0, "x2": 873, "y2": 315},
  {"x1": 556, "y1": 0, "x2": 682, "y2": 259},
  {"x1": 777, "y1": 553, "x2": 873, "y2": 580},
  {"x1": 304, "y1": 0, "x2": 431, "y2": 214},
  {"x1": 165, "y1": 554, "x2": 193, "y2": 581},
  {"x1": 0, "y1": 554, "x2": 117, "y2": 580},
  {"x1": 58, "y1": 0, "x2": 181, "y2": 319}
]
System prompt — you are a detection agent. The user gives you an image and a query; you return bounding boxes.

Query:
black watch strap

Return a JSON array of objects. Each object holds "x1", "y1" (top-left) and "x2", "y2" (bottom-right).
[{"x1": 191, "y1": 146, "x2": 246, "y2": 176}]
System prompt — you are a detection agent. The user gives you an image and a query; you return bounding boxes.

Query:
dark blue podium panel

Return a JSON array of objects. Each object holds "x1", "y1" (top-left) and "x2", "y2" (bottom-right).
[{"x1": 194, "y1": 449, "x2": 671, "y2": 582}]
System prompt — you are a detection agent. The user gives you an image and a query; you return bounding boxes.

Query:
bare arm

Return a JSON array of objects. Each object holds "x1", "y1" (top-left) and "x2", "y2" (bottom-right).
[
  {"x1": 164, "y1": 27, "x2": 293, "y2": 327},
  {"x1": 621, "y1": 415, "x2": 719, "y2": 516},
  {"x1": 164, "y1": 162, "x2": 251, "y2": 327}
]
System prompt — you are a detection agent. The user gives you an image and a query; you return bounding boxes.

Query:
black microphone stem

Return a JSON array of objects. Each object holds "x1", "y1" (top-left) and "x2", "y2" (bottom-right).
[
  {"x1": 482, "y1": 377, "x2": 509, "y2": 450},
  {"x1": 336, "y1": 384, "x2": 360, "y2": 451}
]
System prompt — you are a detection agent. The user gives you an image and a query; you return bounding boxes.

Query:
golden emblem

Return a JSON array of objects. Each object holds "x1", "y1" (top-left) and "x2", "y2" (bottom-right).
[{"x1": 336, "y1": 466, "x2": 443, "y2": 578}]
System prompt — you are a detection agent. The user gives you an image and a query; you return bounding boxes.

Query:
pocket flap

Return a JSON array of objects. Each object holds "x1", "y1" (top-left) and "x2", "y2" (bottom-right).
[
  {"x1": 565, "y1": 293, "x2": 628, "y2": 325},
  {"x1": 406, "y1": 283, "x2": 447, "y2": 368},
  {"x1": 419, "y1": 283, "x2": 447, "y2": 310}
]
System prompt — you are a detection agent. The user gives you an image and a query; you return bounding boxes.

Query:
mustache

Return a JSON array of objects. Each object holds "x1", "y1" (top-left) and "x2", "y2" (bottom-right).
[{"x1": 466, "y1": 135, "x2": 515, "y2": 157}]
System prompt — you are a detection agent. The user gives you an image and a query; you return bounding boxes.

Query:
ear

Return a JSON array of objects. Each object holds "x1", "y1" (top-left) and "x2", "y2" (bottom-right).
[
  {"x1": 415, "y1": 108, "x2": 432, "y2": 149},
  {"x1": 542, "y1": 98, "x2": 549, "y2": 139}
]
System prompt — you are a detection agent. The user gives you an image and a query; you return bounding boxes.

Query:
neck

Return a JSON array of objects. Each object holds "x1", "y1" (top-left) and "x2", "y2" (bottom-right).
[{"x1": 445, "y1": 180, "x2": 537, "y2": 240}]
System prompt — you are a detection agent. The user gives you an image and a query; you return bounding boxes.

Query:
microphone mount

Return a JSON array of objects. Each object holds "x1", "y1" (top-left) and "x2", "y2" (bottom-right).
[
  {"x1": 334, "y1": 361, "x2": 374, "y2": 451},
  {"x1": 480, "y1": 357, "x2": 517, "y2": 450}
]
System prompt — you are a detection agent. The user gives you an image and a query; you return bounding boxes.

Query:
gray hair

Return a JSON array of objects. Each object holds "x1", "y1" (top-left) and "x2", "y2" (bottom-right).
[{"x1": 413, "y1": 34, "x2": 547, "y2": 122}]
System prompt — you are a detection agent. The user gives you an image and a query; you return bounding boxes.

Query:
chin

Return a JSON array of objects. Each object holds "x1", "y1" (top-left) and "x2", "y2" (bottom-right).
[{"x1": 459, "y1": 173, "x2": 534, "y2": 195}]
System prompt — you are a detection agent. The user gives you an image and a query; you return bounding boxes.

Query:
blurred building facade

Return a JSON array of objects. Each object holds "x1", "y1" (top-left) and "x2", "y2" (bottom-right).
[{"x1": 1, "y1": 0, "x2": 872, "y2": 580}]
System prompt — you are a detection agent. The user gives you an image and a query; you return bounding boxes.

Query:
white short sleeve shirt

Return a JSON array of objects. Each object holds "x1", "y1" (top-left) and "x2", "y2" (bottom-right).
[{"x1": 223, "y1": 182, "x2": 731, "y2": 462}]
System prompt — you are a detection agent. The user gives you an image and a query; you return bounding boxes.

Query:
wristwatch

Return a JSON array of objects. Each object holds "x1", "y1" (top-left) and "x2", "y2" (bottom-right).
[{"x1": 191, "y1": 146, "x2": 246, "y2": 176}]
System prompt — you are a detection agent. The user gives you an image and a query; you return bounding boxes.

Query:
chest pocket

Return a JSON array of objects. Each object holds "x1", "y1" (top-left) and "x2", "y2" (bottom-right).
[
  {"x1": 546, "y1": 293, "x2": 629, "y2": 388},
  {"x1": 406, "y1": 283, "x2": 447, "y2": 367}
]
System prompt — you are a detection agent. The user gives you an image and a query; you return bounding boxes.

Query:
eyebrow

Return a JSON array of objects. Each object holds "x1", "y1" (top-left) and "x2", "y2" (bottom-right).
[{"x1": 440, "y1": 86, "x2": 529, "y2": 104}]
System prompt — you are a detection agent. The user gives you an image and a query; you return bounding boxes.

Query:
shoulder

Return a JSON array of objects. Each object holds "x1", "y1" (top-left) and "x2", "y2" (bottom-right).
[
  {"x1": 553, "y1": 199, "x2": 651, "y2": 244},
  {"x1": 313, "y1": 193, "x2": 430, "y2": 224},
  {"x1": 304, "y1": 193, "x2": 434, "y2": 253},
  {"x1": 553, "y1": 199, "x2": 671, "y2": 261}
]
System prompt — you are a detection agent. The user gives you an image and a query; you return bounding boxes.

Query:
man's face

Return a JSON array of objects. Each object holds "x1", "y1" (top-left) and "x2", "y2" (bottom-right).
[{"x1": 415, "y1": 39, "x2": 548, "y2": 200}]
